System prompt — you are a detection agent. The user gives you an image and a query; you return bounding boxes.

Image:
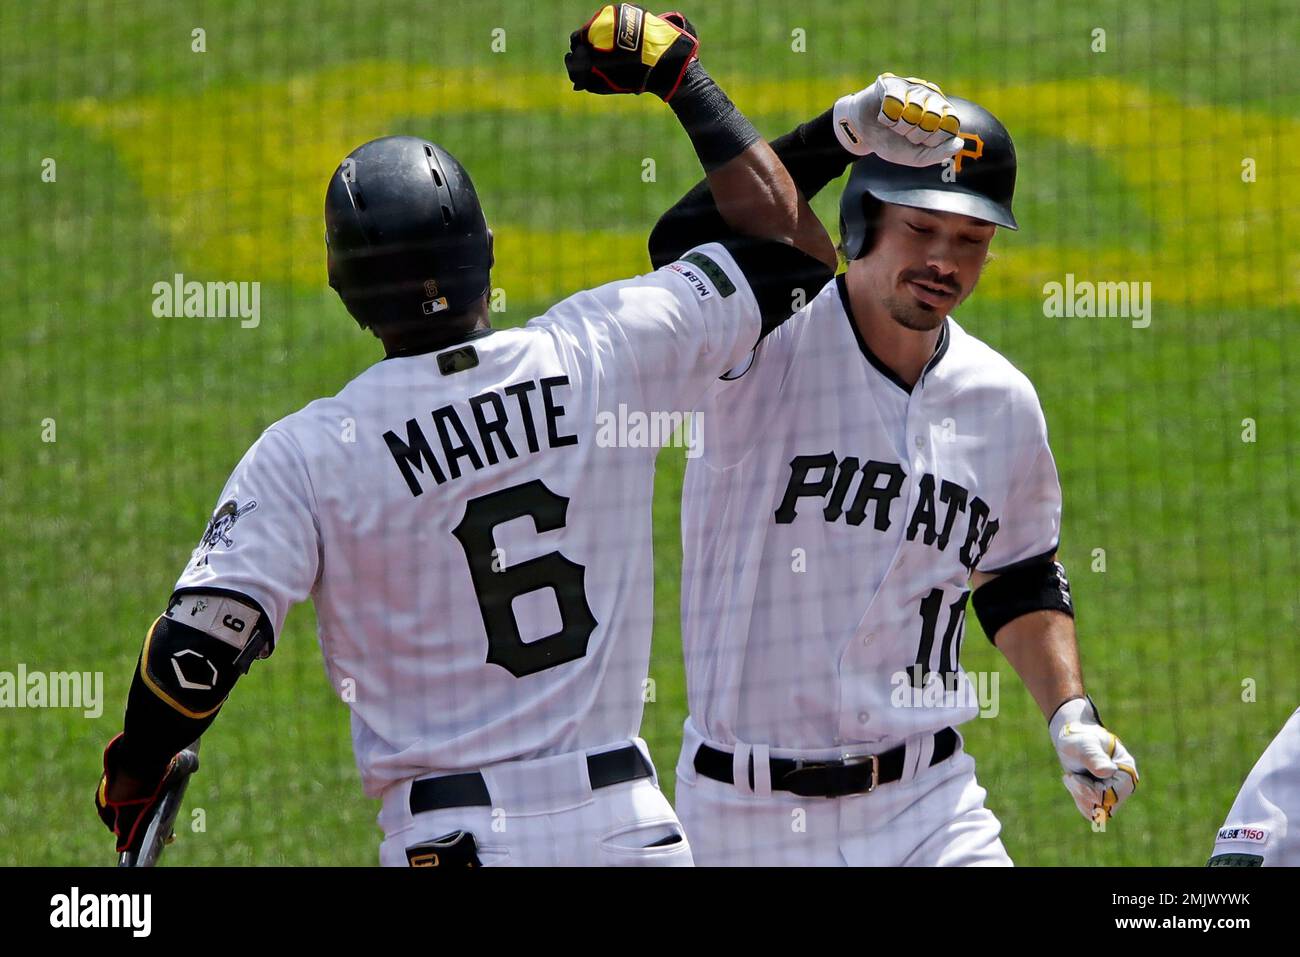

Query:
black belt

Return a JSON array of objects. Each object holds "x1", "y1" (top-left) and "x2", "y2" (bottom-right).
[
  {"x1": 693, "y1": 727, "x2": 959, "y2": 799},
  {"x1": 409, "y1": 744, "x2": 653, "y2": 815}
]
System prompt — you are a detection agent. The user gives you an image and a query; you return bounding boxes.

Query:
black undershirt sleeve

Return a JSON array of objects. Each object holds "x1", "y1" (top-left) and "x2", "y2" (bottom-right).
[
  {"x1": 649, "y1": 108, "x2": 851, "y2": 269},
  {"x1": 714, "y1": 236, "x2": 834, "y2": 339}
]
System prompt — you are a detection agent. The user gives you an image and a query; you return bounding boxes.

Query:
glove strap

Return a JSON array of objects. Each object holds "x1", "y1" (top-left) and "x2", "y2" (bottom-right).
[{"x1": 1048, "y1": 694, "x2": 1099, "y2": 737}]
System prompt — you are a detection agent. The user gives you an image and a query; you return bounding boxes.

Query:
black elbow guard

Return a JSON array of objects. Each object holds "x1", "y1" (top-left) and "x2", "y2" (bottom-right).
[
  {"x1": 141, "y1": 594, "x2": 268, "y2": 717},
  {"x1": 119, "y1": 591, "x2": 270, "y2": 777},
  {"x1": 972, "y1": 556, "x2": 1074, "y2": 645}
]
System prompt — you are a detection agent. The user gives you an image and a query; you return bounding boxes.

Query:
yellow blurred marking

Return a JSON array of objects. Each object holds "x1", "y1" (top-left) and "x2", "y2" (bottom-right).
[
  {"x1": 905, "y1": 76, "x2": 943, "y2": 94},
  {"x1": 62, "y1": 65, "x2": 1300, "y2": 307},
  {"x1": 587, "y1": 5, "x2": 617, "y2": 50},
  {"x1": 953, "y1": 131, "x2": 984, "y2": 173},
  {"x1": 939, "y1": 113, "x2": 961, "y2": 135},
  {"x1": 882, "y1": 95, "x2": 905, "y2": 122},
  {"x1": 901, "y1": 101, "x2": 925, "y2": 125},
  {"x1": 641, "y1": 11, "x2": 682, "y2": 66}
]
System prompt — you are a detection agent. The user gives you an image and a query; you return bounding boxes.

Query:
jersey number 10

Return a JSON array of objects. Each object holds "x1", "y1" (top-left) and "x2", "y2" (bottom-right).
[{"x1": 907, "y1": 588, "x2": 969, "y2": 689}]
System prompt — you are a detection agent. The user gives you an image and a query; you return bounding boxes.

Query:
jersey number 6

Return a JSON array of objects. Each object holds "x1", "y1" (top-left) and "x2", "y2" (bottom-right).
[{"x1": 452, "y1": 479, "x2": 598, "y2": 678}]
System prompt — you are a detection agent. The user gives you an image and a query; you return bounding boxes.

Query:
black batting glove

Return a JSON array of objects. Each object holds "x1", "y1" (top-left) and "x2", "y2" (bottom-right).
[{"x1": 94, "y1": 733, "x2": 177, "y2": 855}]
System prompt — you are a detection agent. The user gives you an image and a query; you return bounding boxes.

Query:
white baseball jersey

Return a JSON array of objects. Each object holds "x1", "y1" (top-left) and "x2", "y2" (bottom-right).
[
  {"x1": 174, "y1": 242, "x2": 760, "y2": 798},
  {"x1": 1210, "y1": 706, "x2": 1300, "y2": 865},
  {"x1": 680, "y1": 274, "x2": 1062, "y2": 750}
]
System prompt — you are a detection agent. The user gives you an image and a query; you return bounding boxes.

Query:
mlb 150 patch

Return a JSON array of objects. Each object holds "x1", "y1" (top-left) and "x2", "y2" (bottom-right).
[
  {"x1": 665, "y1": 261, "x2": 715, "y2": 300},
  {"x1": 1215, "y1": 826, "x2": 1268, "y2": 843}
]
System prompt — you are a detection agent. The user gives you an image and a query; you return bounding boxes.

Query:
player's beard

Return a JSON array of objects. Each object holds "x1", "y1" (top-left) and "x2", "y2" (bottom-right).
[
  {"x1": 883, "y1": 269, "x2": 968, "y2": 331},
  {"x1": 882, "y1": 289, "x2": 950, "y2": 332}
]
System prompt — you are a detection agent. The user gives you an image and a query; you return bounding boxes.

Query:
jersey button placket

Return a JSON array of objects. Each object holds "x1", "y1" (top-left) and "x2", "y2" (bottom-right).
[
  {"x1": 895, "y1": 414, "x2": 925, "y2": 575},
  {"x1": 911, "y1": 434, "x2": 926, "y2": 476},
  {"x1": 888, "y1": 403, "x2": 931, "y2": 646}
]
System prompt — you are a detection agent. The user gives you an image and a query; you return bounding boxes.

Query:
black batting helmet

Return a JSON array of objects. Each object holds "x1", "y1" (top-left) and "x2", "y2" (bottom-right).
[
  {"x1": 839, "y1": 96, "x2": 1017, "y2": 261},
  {"x1": 325, "y1": 136, "x2": 491, "y2": 329}
]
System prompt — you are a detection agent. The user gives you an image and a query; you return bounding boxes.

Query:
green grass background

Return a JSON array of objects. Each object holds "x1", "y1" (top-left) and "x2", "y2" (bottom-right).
[{"x1": 1, "y1": 0, "x2": 1297, "y2": 865}]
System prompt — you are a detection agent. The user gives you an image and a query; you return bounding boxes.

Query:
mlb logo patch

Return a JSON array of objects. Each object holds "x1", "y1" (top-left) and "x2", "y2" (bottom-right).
[
  {"x1": 1216, "y1": 825, "x2": 1268, "y2": 844},
  {"x1": 665, "y1": 251, "x2": 737, "y2": 302},
  {"x1": 666, "y1": 261, "x2": 713, "y2": 300}
]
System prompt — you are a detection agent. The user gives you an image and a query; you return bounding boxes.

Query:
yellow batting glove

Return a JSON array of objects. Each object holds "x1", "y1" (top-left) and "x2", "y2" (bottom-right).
[{"x1": 565, "y1": 4, "x2": 700, "y2": 101}]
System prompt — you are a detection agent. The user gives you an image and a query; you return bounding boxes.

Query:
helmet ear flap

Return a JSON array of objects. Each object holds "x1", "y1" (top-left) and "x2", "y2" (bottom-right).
[
  {"x1": 839, "y1": 190, "x2": 885, "y2": 262},
  {"x1": 858, "y1": 193, "x2": 884, "y2": 259}
]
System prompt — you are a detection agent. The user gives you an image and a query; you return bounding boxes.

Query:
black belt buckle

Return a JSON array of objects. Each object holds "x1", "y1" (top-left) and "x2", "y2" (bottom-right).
[
  {"x1": 781, "y1": 752, "x2": 880, "y2": 798},
  {"x1": 405, "y1": 830, "x2": 481, "y2": 867}
]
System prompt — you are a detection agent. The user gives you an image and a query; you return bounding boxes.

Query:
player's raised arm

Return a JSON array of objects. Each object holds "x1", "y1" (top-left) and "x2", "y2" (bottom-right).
[
  {"x1": 553, "y1": 3, "x2": 835, "y2": 410},
  {"x1": 648, "y1": 73, "x2": 968, "y2": 268},
  {"x1": 566, "y1": 4, "x2": 835, "y2": 270}
]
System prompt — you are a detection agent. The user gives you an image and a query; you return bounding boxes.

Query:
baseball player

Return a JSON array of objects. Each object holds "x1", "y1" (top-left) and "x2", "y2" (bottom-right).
[
  {"x1": 1208, "y1": 706, "x2": 1300, "y2": 866},
  {"x1": 93, "y1": 6, "x2": 841, "y2": 867},
  {"x1": 649, "y1": 77, "x2": 1141, "y2": 865}
]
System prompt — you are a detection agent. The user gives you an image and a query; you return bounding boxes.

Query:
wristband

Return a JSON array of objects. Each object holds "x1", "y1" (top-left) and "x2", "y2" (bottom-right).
[{"x1": 668, "y1": 63, "x2": 762, "y2": 171}]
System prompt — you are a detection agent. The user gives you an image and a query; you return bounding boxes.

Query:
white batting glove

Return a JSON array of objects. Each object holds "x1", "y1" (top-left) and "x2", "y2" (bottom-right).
[
  {"x1": 832, "y1": 73, "x2": 964, "y2": 167},
  {"x1": 1049, "y1": 696, "x2": 1139, "y2": 825}
]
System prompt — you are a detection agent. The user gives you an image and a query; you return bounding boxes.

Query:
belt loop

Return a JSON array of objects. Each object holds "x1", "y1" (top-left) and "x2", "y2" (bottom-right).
[
  {"x1": 631, "y1": 737, "x2": 658, "y2": 787},
  {"x1": 751, "y1": 744, "x2": 772, "y2": 797},
  {"x1": 732, "y1": 743, "x2": 754, "y2": 796},
  {"x1": 905, "y1": 733, "x2": 933, "y2": 784}
]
